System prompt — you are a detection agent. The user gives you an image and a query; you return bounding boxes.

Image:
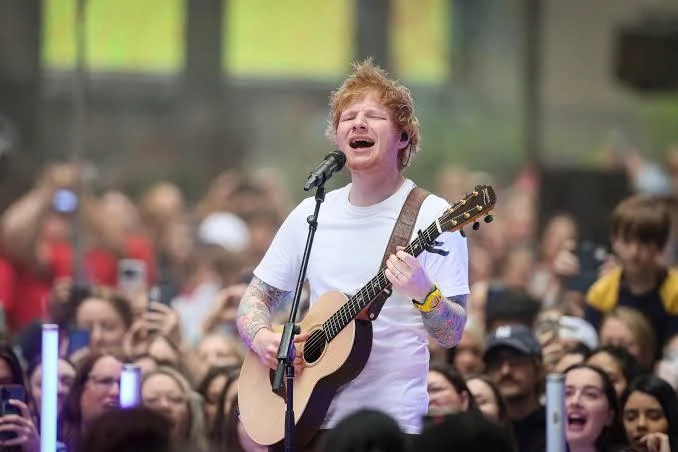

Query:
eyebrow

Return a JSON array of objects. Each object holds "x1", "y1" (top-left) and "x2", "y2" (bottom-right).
[{"x1": 566, "y1": 384, "x2": 603, "y2": 392}]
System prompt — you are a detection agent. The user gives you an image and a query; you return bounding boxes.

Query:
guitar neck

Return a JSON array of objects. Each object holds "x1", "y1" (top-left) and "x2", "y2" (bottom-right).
[{"x1": 323, "y1": 219, "x2": 443, "y2": 341}]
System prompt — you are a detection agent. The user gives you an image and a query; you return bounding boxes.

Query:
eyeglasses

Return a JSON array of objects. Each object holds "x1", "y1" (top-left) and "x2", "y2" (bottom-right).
[{"x1": 88, "y1": 375, "x2": 120, "y2": 389}]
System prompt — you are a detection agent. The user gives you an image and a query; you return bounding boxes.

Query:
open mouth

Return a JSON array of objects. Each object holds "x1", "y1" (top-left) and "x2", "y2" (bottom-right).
[
  {"x1": 567, "y1": 413, "x2": 588, "y2": 432},
  {"x1": 349, "y1": 138, "x2": 375, "y2": 149}
]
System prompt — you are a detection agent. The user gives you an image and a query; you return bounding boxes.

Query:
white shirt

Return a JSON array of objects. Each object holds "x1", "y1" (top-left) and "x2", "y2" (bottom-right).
[{"x1": 254, "y1": 179, "x2": 469, "y2": 433}]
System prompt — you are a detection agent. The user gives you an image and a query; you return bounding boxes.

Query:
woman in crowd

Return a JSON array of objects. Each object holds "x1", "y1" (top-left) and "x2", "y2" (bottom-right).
[
  {"x1": 620, "y1": 375, "x2": 678, "y2": 452},
  {"x1": 0, "y1": 343, "x2": 40, "y2": 452},
  {"x1": 599, "y1": 307, "x2": 656, "y2": 369},
  {"x1": 210, "y1": 376, "x2": 265, "y2": 452},
  {"x1": 195, "y1": 333, "x2": 243, "y2": 370},
  {"x1": 587, "y1": 345, "x2": 648, "y2": 398},
  {"x1": 27, "y1": 357, "x2": 76, "y2": 418},
  {"x1": 564, "y1": 363, "x2": 625, "y2": 452},
  {"x1": 426, "y1": 363, "x2": 477, "y2": 416},
  {"x1": 141, "y1": 367, "x2": 208, "y2": 452},
  {"x1": 465, "y1": 374, "x2": 516, "y2": 449},
  {"x1": 73, "y1": 289, "x2": 134, "y2": 354},
  {"x1": 59, "y1": 352, "x2": 124, "y2": 451},
  {"x1": 196, "y1": 366, "x2": 237, "y2": 432}
]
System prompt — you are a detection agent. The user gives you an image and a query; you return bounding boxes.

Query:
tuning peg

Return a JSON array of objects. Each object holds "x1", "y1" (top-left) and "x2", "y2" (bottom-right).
[
  {"x1": 472, "y1": 221, "x2": 480, "y2": 230},
  {"x1": 459, "y1": 228, "x2": 466, "y2": 238},
  {"x1": 484, "y1": 214, "x2": 493, "y2": 223}
]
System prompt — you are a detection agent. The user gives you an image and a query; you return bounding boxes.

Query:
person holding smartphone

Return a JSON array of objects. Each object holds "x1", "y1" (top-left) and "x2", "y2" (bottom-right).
[{"x1": 0, "y1": 343, "x2": 39, "y2": 452}]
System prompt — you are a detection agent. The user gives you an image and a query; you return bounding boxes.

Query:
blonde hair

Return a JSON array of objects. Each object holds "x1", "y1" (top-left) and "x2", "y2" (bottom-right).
[
  {"x1": 603, "y1": 306, "x2": 656, "y2": 367},
  {"x1": 326, "y1": 59, "x2": 421, "y2": 170},
  {"x1": 142, "y1": 366, "x2": 208, "y2": 452}
]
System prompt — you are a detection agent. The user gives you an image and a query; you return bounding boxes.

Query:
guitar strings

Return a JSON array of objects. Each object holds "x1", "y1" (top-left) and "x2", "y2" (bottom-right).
[
  {"x1": 301, "y1": 223, "x2": 439, "y2": 359},
  {"x1": 301, "y1": 204, "x2": 480, "y2": 360}
]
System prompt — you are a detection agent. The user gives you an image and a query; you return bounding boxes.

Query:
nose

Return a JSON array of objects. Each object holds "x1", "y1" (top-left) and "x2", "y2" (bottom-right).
[
  {"x1": 90, "y1": 325, "x2": 103, "y2": 348},
  {"x1": 500, "y1": 360, "x2": 512, "y2": 375},
  {"x1": 351, "y1": 112, "x2": 367, "y2": 130},
  {"x1": 636, "y1": 413, "x2": 647, "y2": 429},
  {"x1": 109, "y1": 381, "x2": 120, "y2": 398}
]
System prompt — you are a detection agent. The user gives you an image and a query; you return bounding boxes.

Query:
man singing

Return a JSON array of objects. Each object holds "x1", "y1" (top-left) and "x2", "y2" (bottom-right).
[{"x1": 237, "y1": 59, "x2": 469, "y2": 449}]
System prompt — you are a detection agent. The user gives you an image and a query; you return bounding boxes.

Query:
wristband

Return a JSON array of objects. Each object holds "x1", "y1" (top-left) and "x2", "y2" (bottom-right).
[{"x1": 412, "y1": 285, "x2": 442, "y2": 313}]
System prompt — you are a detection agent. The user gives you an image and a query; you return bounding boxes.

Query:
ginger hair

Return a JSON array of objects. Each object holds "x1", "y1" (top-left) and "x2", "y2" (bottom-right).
[{"x1": 326, "y1": 59, "x2": 421, "y2": 170}]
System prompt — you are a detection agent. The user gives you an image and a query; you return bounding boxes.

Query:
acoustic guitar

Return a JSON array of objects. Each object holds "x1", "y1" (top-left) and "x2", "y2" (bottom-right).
[{"x1": 238, "y1": 185, "x2": 497, "y2": 447}]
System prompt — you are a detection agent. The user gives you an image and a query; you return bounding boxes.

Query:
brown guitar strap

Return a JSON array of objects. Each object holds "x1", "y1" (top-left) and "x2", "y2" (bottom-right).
[{"x1": 366, "y1": 186, "x2": 430, "y2": 321}]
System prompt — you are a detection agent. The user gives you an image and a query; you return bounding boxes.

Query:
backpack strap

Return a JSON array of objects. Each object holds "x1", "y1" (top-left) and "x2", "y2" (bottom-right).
[{"x1": 366, "y1": 186, "x2": 430, "y2": 320}]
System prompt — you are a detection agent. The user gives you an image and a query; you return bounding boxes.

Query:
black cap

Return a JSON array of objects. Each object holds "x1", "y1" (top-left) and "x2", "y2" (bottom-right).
[{"x1": 483, "y1": 324, "x2": 541, "y2": 361}]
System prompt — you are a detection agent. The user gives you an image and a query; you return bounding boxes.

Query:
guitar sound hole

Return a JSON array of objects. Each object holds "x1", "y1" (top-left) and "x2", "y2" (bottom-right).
[{"x1": 303, "y1": 329, "x2": 327, "y2": 364}]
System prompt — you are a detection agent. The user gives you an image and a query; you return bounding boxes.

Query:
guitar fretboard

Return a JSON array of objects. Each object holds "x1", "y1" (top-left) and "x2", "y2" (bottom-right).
[{"x1": 322, "y1": 221, "x2": 441, "y2": 341}]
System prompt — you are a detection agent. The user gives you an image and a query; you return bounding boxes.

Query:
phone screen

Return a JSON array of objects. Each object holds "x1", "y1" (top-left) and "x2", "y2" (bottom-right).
[
  {"x1": 117, "y1": 259, "x2": 147, "y2": 295},
  {"x1": 0, "y1": 385, "x2": 25, "y2": 440},
  {"x1": 67, "y1": 328, "x2": 90, "y2": 357}
]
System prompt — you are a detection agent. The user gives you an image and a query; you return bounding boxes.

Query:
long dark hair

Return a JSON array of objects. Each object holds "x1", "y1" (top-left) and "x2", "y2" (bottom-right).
[
  {"x1": 466, "y1": 374, "x2": 517, "y2": 452},
  {"x1": 564, "y1": 363, "x2": 626, "y2": 452},
  {"x1": 428, "y1": 363, "x2": 479, "y2": 413},
  {"x1": 620, "y1": 375, "x2": 678, "y2": 451},
  {"x1": 59, "y1": 352, "x2": 124, "y2": 451},
  {"x1": 208, "y1": 375, "x2": 240, "y2": 451}
]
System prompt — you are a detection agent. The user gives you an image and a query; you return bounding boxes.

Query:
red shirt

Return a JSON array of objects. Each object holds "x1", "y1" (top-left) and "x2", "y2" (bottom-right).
[
  {"x1": 2, "y1": 235, "x2": 156, "y2": 334},
  {"x1": 2, "y1": 261, "x2": 51, "y2": 334},
  {"x1": 49, "y1": 235, "x2": 156, "y2": 286},
  {"x1": 0, "y1": 257, "x2": 16, "y2": 317}
]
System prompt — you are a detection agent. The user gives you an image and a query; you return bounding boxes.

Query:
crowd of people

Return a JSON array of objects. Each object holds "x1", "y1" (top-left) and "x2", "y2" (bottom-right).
[{"x1": 0, "y1": 59, "x2": 678, "y2": 452}]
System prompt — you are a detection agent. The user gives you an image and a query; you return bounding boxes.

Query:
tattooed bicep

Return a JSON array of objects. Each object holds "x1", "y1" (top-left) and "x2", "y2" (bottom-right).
[{"x1": 246, "y1": 276, "x2": 291, "y2": 309}]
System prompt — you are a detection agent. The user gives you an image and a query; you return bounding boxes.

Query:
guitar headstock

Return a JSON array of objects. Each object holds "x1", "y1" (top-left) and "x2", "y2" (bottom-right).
[{"x1": 440, "y1": 185, "x2": 497, "y2": 234}]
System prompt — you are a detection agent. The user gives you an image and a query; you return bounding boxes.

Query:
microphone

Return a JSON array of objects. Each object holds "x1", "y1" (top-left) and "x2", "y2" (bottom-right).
[{"x1": 303, "y1": 150, "x2": 346, "y2": 191}]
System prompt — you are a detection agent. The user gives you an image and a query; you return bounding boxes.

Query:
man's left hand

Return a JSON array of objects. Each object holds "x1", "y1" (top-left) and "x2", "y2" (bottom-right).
[{"x1": 385, "y1": 246, "x2": 433, "y2": 301}]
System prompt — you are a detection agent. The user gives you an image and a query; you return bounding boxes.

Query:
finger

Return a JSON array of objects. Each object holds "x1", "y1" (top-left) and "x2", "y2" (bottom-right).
[
  {"x1": 0, "y1": 415, "x2": 24, "y2": 424},
  {"x1": 7, "y1": 400, "x2": 30, "y2": 419},
  {"x1": 294, "y1": 333, "x2": 310, "y2": 343},
  {"x1": 148, "y1": 301, "x2": 173, "y2": 314},
  {"x1": 386, "y1": 260, "x2": 401, "y2": 277},
  {"x1": 395, "y1": 249, "x2": 417, "y2": 267},
  {"x1": 1, "y1": 434, "x2": 28, "y2": 446},
  {"x1": 144, "y1": 312, "x2": 166, "y2": 323},
  {"x1": 384, "y1": 268, "x2": 399, "y2": 285}
]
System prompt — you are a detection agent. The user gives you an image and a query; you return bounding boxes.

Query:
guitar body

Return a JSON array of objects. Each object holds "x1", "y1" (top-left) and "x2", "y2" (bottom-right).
[{"x1": 238, "y1": 291, "x2": 373, "y2": 448}]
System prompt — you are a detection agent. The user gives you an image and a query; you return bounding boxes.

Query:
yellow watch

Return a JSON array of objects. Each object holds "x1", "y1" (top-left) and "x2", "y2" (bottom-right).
[{"x1": 412, "y1": 285, "x2": 442, "y2": 313}]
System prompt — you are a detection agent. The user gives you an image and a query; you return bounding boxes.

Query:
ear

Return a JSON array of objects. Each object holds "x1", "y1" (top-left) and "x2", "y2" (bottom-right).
[{"x1": 398, "y1": 130, "x2": 410, "y2": 151}]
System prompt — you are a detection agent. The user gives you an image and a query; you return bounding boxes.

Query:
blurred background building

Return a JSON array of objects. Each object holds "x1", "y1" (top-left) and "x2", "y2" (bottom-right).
[{"x1": 1, "y1": 0, "x2": 678, "y2": 210}]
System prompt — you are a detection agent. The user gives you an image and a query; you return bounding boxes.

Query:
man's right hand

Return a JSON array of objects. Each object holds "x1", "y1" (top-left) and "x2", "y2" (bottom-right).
[{"x1": 251, "y1": 328, "x2": 309, "y2": 376}]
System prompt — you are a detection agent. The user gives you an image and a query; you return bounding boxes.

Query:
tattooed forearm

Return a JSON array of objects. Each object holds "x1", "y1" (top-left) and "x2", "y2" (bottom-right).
[
  {"x1": 236, "y1": 276, "x2": 290, "y2": 349},
  {"x1": 421, "y1": 295, "x2": 468, "y2": 348}
]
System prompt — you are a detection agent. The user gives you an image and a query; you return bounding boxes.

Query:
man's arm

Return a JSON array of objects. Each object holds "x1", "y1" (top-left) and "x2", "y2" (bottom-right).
[
  {"x1": 421, "y1": 295, "x2": 468, "y2": 348},
  {"x1": 236, "y1": 275, "x2": 290, "y2": 349}
]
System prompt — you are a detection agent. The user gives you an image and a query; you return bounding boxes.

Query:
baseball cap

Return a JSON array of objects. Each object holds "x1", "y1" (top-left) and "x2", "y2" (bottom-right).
[
  {"x1": 483, "y1": 324, "x2": 541, "y2": 360},
  {"x1": 558, "y1": 316, "x2": 598, "y2": 351}
]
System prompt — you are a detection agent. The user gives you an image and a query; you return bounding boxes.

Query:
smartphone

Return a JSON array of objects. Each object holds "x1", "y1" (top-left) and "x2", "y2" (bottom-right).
[
  {"x1": 117, "y1": 259, "x2": 147, "y2": 294},
  {"x1": 0, "y1": 385, "x2": 25, "y2": 441},
  {"x1": 52, "y1": 188, "x2": 78, "y2": 214},
  {"x1": 67, "y1": 328, "x2": 90, "y2": 357},
  {"x1": 566, "y1": 242, "x2": 608, "y2": 293}
]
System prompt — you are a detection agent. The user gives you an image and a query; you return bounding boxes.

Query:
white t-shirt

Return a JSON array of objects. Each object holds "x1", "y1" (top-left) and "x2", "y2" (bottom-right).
[{"x1": 253, "y1": 179, "x2": 469, "y2": 434}]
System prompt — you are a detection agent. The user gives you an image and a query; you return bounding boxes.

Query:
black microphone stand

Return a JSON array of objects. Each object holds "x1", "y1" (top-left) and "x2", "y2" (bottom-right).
[{"x1": 272, "y1": 183, "x2": 326, "y2": 452}]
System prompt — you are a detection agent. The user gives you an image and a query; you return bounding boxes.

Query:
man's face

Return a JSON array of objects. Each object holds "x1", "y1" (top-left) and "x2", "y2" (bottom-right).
[
  {"x1": 611, "y1": 236, "x2": 662, "y2": 275},
  {"x1": 485, "y1": 347, "x2": 540, "y2": 401},
  {"x1": 335, "y1": 92, "x2": 403, "y2": 175}
]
